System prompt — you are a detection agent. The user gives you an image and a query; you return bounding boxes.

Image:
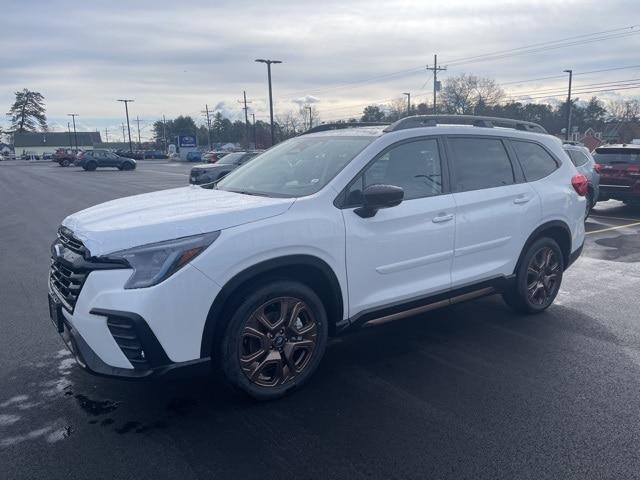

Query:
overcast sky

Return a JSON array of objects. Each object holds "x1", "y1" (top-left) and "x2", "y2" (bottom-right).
[{"x1": 2, "y1": 0, "x2": 639, "y2": 140}]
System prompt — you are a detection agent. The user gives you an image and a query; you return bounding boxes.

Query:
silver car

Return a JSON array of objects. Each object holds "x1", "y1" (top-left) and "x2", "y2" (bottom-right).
[{"x1": 563, "y1": 142, "x2": 600, "y2": 219}]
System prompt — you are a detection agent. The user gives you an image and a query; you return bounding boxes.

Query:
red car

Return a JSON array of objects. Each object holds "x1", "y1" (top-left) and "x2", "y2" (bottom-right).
[
  {"x1": 594, "y1": 143, "x2": 640, "y2": 206},
  {"x1": 53, "y1": 148, "x2": 80, "y2": 167}
]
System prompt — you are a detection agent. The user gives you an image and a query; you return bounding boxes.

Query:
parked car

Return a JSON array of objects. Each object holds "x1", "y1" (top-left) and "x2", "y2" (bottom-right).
[
  {"x1": 48, "y1": 115, "x2": 585, "y2": 400},
  {"x1": 562, "y1": 142, "x2": 600, "y2": 218},
  {"x1": 186, "y1": 151, "x2": 203, "y2": 162},
  {"x1": 53, "y1": 148, "x2": 79, "y2": 167},
  {"x1": 143, "y1": 150, "x2": 168, "y2": 159},
  {"x1": 189, "y1": 151, "x2": 262, "y2": 185},
  {"x1": 202, "y1": 151, "x2": 229, "y2": 163},
  {"x1": 77, "y1": 149, "x2": 137, "y2": 171},
  {"x1": 593, "y1": 143, "x2": 640, "y2": 206}
]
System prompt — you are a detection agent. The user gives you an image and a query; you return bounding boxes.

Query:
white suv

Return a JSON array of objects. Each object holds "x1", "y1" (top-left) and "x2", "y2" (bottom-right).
[{"x1": 48, "y1": 115, "x2": 586, "y2": 399}]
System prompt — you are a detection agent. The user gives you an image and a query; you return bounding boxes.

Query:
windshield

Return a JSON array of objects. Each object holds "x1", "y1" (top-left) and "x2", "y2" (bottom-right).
[
  {"x1": 215, "y1": 136, "x2": 374, "y2": 197},
  {"x1": 217, "y1": 152, "x2": 246, "y2": 165},
  {"x1": 593, "y1": 148, "x2": 640, "y2": 164}
]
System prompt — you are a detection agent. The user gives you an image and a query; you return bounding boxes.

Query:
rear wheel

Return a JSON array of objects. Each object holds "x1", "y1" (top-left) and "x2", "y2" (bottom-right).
[
  {"x1": 84, "y1": 161, "x2": 97, "y2": 171},
  {"x1": 584, "y1": 189, "x2": 594, "y2": 220},
  {"x1": 220, "y1": 280, "x2": 328, "y2": 400},
  {"x1": 503, "y1": 237, "x2": 563, "y2": 314},
  {"x1": 61, "y1": 159, "x2": 70, "y2": 167}
]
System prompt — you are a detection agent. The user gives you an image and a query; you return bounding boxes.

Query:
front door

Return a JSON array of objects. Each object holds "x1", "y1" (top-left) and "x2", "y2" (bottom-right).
[{"x1": 342, "y1": 137, "x2": 456, "y2": 317}]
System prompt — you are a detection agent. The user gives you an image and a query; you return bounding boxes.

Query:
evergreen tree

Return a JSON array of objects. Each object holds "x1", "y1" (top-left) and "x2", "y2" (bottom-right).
[{"x1": 7, "y1": 89, "x2": 47, "y2": 132}]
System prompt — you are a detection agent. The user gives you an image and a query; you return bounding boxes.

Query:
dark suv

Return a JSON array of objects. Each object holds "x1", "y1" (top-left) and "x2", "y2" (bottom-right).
[
  {"x1": 189, "y1": 151, "x2": 261, "y2": 184},
  {"x1": 594, "y1": 144, "x2": 640, "y2": 206},
  {"x1": 78, "y1": 150, "x2": 137, "y2": 171}
]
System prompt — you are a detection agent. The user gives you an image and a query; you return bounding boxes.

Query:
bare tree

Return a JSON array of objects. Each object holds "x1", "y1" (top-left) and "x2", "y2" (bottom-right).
[{"x1": 440, "y1": 74, "x2": 504, "y2": 115}]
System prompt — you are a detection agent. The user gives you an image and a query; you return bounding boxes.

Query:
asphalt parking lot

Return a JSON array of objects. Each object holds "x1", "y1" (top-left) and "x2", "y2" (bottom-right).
[{"x1": 1, "y1": 160, "x2": 640, "y2": 480}]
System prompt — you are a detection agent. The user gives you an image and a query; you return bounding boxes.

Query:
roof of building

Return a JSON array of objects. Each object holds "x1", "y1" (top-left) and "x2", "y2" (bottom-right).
[{"x1": 13, "y1": 131, "x2": 101, "y2": 148}]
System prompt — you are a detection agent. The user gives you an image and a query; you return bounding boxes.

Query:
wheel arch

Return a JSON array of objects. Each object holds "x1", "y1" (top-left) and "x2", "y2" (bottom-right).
[
  {"x1": 515, "y1": 220, "x2": 572, "y2": 274},
  {"x1": 200, "y1": 254, "x2": 344, "y2": 358}
]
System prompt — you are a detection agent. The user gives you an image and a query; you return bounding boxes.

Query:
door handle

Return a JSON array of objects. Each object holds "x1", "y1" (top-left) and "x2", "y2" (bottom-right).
[
  {"x1": 513, "y1": 196, "x2": 531, "y2": 205},
  {"x1": 432, "y1": 213, "x2": 454, "y2": 223}
]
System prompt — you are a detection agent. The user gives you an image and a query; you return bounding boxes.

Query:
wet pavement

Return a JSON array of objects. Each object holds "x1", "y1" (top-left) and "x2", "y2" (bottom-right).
[{"x1": 1, "y1": 160, "x2": 640, "y2": 480}]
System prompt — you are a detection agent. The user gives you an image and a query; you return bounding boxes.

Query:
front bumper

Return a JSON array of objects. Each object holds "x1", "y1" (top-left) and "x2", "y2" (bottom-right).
[
  {"x1": 48, "y1": 292, "x2": 211, "y2": 379},
  {"x1": 47, "y1": 258, "x2": 220, "y2": 379}
]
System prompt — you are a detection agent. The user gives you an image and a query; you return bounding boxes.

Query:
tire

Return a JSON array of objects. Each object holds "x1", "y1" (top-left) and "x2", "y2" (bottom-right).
[
  {"x1": 122, "y1": 162, "x2": 135, "y2": 171},
  {"x1": 503, "y1": 237, "x2": 563, "y2": 314},
  {"x1": 61, "y1": 159, "x2": 70, "y2": 167},
  {"x1": 220, "y1": 279, "x2": 328, "y2": 400},
  {"x1": 584, "y1": 189, "x2": 593, "y2": 221},
  {"x1": 84, "y1": 161, "x2": 97, "y2": 171}
]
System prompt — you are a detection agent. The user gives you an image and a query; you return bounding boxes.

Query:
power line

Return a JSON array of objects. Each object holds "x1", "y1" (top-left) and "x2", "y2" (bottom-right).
[{"x1": 500, "y1": 64, "x2": 640, "y2": 86}]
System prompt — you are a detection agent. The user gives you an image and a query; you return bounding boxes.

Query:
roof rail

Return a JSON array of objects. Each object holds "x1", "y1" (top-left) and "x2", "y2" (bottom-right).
[
  {"x1": 304, "y1": 122, "x2": 390, "y2": 134},
  {"x1": 383, "y1": 115, "x2": 548, "y2": 134}
]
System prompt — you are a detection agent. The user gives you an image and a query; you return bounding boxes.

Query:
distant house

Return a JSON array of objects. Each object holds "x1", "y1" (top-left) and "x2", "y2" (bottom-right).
[
  {"x1": 13, "y1": 131, "x2": 101, "y2": 156},
  {"x1": 0, "y1": 142, "x2": 12, "y2": 155},
  {"x1": 578, "y1": 128, "x2": 603, "y2": 152}
]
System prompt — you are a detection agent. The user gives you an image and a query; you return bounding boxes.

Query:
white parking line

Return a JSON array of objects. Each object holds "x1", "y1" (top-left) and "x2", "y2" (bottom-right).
[
  {"x1": 590, "y1": 214, "x2": 640, "y2": 222},
  {"x1": 586, "y1": 221, "x2": 640, "y2": 235}
]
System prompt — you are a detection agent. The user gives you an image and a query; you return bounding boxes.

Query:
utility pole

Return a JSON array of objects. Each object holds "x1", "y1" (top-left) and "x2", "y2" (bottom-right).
[
  {"x1": 201, "y1": 105, "x2": 212, "y2": 151},
  {"x1": 564, "y1": 69, "x2": 573, "y2": 141},
  {"x1": 121, "y1": 123, "x2": 126, "y2": 143},
  {"x1": 238, "y1": 91, "x2": 252, "y2": 148},
  {"x1": 67, "y1": 122, "x2": 73, "y2": 150},
  {"x1": 162, "y1": 114, "x2": 168, "y2": 153},
  {"x1": 117, "y1": 99, "x2": 134, "y2": 153},
  {"x1": 104, "y1": 127, "x2": 109, "y2": 144},
  {"x1": 135, "y1": 116, "x2": 143, "y2": 146},
  {"x1": 67, "y1": 114, "x2": 79, "y2": 150},
  {"x1": 255, "y1": 59, "x2": 282, "y2": 146},
  {"x1": 306, "y1": 106, "x2": 313, "y2": 129},
  {"x1": 426, "y1": 55, "x2": 446, "y2": 114},
  {"x1": 402, "y1": 92, "x2": 411, "y2": 117},
  {"x1": 251, "y1": 113, "x2": 257, "y2": 149}
]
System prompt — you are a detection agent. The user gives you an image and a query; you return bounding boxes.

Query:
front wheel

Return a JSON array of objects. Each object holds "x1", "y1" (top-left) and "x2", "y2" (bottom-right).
[
  {"x1": 503, "y1": 237, "x2": 563, "y2": 314},
  {"x1": 220, "y1": 280, "x2": 328, "y2": 400},
  {"x1": 61, "y1": 159, "x2": 70, "y2": 167}
]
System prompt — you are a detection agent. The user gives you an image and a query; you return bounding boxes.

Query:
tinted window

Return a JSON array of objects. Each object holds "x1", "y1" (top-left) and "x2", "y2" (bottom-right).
[
  {"x1": 593, "y1": 149, "x2": 640, "y2": 165},
  {"x1": 512, "y1": 141, "x2": 559, "y2": 181},
  {"x1": 565, "y1": 149, "x2": 589, "y2": 167},
  {"x1": 346, "y1": 138, "x2": 442, "y2": 204},
  {"x1": 449, "y1": 137, "x2": 514, "y2": 191}
]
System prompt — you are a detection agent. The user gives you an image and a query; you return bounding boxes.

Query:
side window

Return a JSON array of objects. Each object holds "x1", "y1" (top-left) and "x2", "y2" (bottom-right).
[
  {"x1": 449, "y1": 137, "x2": 514, "y2": 192},
  {"x1": 346, "y1": 138, "x2": 443, "y2": 205},
  {"x1": 512, "y1": 140, "x2": 559, "y2": 181},
  {"x1": 566, "y1": 149, "x2": 589, "y2": 167}
]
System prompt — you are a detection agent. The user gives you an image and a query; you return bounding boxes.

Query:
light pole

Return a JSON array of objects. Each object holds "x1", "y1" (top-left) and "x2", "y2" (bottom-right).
[
  {"x1": 563, "y1": 69, "x2": 573, "y2": 141},
  {"x1": 306, "y1": 106, "x2": 313, "y2": 129},
  {"x1": 117, "y1": 99, "x2": 134, "y2": 153},
  {"x1": 251, "y1": 113, "x2": 257, "y2": 148},
  {"x1": 67, "y1": 114, "x2": 79, "y2": 150},
  {"x1": 255, "y1": 59, "x2": 282, "y2": 146},
  {"x1": 402, "y1": 92, "x2": 411, "y2": 117}
]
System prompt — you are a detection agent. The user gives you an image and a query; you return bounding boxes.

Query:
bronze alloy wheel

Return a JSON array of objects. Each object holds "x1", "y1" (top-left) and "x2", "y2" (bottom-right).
[
  {"x1": 239, "y1": 297, "x2": 318, "y2": 388},
  {"x1": 526, "y1": 247, "x2": 561, "y2": 306}
]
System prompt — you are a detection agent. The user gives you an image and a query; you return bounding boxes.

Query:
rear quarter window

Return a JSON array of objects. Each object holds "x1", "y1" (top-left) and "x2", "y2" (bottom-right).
[
  {"x1": 565, "y1": 149, "x2": 590, "y2": 167},
  {"x1": 511, "y1": 140, "x2": 559, "y2": 181}
]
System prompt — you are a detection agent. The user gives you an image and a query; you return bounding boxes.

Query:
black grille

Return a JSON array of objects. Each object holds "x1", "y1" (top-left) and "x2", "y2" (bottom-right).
[
  {"x1": 49, "y1": 259, "x2": 88, "y2": 311},
  {"x1": 106, "y1": 316, "x2": 150, "y2": 369}
]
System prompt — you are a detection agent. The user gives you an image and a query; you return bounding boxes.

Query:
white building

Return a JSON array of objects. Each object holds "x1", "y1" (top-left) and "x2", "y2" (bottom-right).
[{"x1": 13, "y1": 131, "x2": 102, "y2": 157}]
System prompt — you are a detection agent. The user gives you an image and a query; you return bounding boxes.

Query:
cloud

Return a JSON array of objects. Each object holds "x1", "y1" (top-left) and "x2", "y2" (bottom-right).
[
  {"x1": 292, "y1": 95, "x2": 320, "y2": 106},
  {"x1": 1, "y1": 0, "x2": 639, "y2": 131}
]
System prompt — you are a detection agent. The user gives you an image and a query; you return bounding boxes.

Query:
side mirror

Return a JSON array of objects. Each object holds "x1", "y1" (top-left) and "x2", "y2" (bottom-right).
[{"x1": 355, "y1": 184, "x2": 404, "y2": 218}]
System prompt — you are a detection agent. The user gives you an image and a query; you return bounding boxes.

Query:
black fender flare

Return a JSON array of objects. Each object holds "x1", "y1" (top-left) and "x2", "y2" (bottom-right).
[
  {"x1": 514, "y1": 220, "x2": 572, "y2": 274},
  {"x1": 200, "y1": 254, "x2": 344, "y2": 358}
]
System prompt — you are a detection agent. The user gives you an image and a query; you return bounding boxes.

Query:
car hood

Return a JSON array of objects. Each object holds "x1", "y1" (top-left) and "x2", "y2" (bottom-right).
[{"x1": 62, "y1": 186, "x2": 295, "y2": 256}]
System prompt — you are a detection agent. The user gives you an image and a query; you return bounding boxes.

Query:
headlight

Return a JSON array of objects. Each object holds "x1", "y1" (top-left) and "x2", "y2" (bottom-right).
[{"x1": 105, "y1": 231, "x2": 220, "y2": 289}]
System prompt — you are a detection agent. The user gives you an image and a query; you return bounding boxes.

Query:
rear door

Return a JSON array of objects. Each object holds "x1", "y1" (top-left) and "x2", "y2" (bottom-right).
[{"x1": 446, "y1": 136, "x2": 541, "y2": 287}]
